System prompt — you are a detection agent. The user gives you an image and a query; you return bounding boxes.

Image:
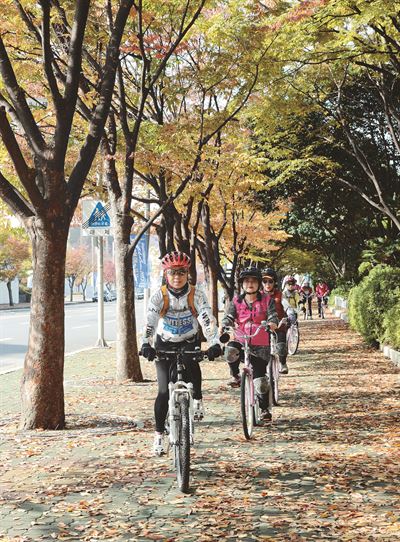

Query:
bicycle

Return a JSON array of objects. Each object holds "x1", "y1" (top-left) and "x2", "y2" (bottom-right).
[
  {"x1": 269, "y1": 318, "x2": 287, "y2": 405},
  {"x1": 301, "y1": 294, "x2": 313, "y2": 320},
  {"x1": 317, "y1": 295, "x2": 328, "y2": 319},
  {"x1": 221, "y1": 322, "x2": 272, "y2": 440},
  {"x1": 156, "y1": 346, "x2": 205, "y2": 493},
  {"x1": 286, "y1": 315, "x2": 300, "y2": 355}
]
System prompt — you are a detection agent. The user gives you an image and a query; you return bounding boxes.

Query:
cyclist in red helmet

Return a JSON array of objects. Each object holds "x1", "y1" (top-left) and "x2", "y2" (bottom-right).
[{"x1": 141, "y1": 251, "x2": 221, "y2": 455}]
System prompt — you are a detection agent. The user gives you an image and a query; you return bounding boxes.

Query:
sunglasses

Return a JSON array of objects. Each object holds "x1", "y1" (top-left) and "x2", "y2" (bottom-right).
[
  {"x1": 287, "y1": 281, "x2": 296, "y2": 286},
  {"x1": 262, "y1": 278, "x2": 274, "y2": 284},
  {"x1": 166, "y1": 269, "x2": 188, "y2": 276}
]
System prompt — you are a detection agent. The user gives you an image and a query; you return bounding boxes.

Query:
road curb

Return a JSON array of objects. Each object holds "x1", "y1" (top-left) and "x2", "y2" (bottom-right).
[
  {"x1": 0, "y1": 300, "x2": 93, "y2": 311},
  {"x1": 380, "y1": 344, "x2": 400, "y2": 367}
]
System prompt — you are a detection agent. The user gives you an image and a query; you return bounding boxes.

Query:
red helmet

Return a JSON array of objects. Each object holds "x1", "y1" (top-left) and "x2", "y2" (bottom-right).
[
  {"x1": 161, "y1": 251, "x2": 191, "y2": 270},
  {"x1": 285, "y1": 275, "x2": 296, "y2": 284}
]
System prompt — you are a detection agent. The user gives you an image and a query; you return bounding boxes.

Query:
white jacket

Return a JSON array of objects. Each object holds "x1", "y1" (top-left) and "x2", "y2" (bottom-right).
[{"x1": 143, "y1": 285, "x2": 219, "y2": 345}]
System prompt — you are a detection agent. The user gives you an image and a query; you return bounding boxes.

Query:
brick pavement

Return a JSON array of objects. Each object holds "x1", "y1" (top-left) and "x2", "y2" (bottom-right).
[{"x1": 0, "y1": 312, "x2": 399, "y2": 541}]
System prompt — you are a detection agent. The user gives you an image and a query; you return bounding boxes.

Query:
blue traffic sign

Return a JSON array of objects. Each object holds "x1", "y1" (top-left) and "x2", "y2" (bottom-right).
[{"x1": 88, "y1": 202, "x2": 111, "y2": 227}]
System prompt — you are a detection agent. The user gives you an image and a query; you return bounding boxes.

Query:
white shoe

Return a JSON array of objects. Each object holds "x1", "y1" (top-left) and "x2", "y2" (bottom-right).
[
  {"x1": 153, "y1": 432, "x2": 165, "y2": 456},
  {"x1": 193, "y1": 399, "x2": 204, "y2": 421},
  {"x1": 228, "y1": 374, "x2": 241, "y2": 388},
  {"x1": 280, "y1": 362, "x2": 289, "y2": 374}
]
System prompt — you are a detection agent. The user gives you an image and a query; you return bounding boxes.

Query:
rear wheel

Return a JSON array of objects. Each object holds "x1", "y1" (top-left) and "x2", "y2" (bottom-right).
[
  {"x1": 270, "y1": 355, "x2": 280, "y2": 406},
  {"x1": 241, "y1": 371, "x2": 254, "y2": 440},
  {"x1": 175, "y1": 396, "x2": 190, "y2": 493},
  {"x1": 287, "y1": 323, "x2": 300, "y2": 355}
]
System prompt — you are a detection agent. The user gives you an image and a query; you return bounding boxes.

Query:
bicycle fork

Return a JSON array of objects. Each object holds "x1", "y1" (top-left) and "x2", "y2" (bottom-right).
[{"x1": 168, "y1": 382, "x2": 194, "y2": 446}]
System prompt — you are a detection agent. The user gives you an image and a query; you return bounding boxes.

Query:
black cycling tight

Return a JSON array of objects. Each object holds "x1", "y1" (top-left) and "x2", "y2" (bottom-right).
[{"x1": 154, "y1": 336, "x2": 202, "y2": 433}]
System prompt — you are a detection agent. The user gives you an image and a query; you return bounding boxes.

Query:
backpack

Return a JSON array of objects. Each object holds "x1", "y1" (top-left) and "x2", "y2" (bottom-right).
[{"x1": 159, "y1": 284, "x2": 198, "y2": 318}]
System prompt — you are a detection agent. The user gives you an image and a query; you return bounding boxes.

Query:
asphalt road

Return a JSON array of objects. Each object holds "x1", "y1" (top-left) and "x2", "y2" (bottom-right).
[{"x1": 0, "y1": 300, "x2": 146, "y2": 374}]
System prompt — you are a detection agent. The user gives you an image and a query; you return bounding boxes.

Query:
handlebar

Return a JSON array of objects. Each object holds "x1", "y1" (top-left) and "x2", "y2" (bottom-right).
[
  {"x1": 156, "y1": 349, "x2": 207, "y2": 361},
  {"x1": 220, "y1": 319, "x2": 286, "y2": 343}
]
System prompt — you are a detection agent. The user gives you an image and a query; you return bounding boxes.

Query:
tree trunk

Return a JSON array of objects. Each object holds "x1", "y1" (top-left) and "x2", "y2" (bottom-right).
[
  {"x1": 113, "y1": 218, "x2": 143, "y2": 383},
  {"x1": 21, "y1": 218, "x2": 68, "y2": 430},
  {"x1": 6, "y1": 280, "x2": 14, "y2": 306},
  {"x1": 69, "y1": 280, "x2": 75, "y2": 302},
  {"x1": 209, "y1": 267, "x2": 219, "y2": 324}
]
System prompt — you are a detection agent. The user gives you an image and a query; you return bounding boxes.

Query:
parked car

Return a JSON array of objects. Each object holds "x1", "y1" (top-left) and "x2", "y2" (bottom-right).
[{"x1": 92, "y1": 290, "x2": 117, "y2": 302}]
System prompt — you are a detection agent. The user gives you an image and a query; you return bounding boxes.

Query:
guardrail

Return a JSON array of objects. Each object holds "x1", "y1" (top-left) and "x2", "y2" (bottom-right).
[{"x1": 331, "y1": 295, "x2": 348, "y2": 322}]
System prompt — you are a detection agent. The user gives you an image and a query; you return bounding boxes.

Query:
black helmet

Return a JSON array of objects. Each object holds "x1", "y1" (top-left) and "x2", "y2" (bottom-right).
[
  {"x1": 261, "y1": 267, "x2": 278, "y2": 283},
  {"x1": 239, "y1": 267, "x2": 262, "y2": 283}
]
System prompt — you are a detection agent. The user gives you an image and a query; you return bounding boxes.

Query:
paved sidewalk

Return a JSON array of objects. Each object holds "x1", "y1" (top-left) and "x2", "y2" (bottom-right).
[{"x1": 0, "y1": 313, "x2": 399, "y2": 541}]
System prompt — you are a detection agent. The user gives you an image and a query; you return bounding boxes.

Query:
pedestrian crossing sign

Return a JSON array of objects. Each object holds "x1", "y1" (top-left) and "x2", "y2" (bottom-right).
[
  {"x1": 88, "y1": 202, "x2": 111, "y2": 227},
  {"x1": 81, "y1": 200, "x2": 112, "y2": 236}
]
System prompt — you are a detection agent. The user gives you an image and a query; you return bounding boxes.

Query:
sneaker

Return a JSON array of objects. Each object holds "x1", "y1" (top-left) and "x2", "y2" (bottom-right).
[
  {"x1": 193, "y1": 399, "x2": 204, "y2": 421},
  {"x1": 280, "y1": 362, "x2": 289, "y2": 375},
  {"x1": 260, "y1": 409, "x2": 272, "y2": 421},
  {"x1": 228, "y1": 374, "x2": 241, "y2": 388},
  {"x1": 153, "y1": 432, "x2": 165, "y2": 456}
]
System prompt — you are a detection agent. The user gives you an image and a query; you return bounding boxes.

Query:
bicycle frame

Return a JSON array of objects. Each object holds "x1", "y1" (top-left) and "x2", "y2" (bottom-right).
[
  {"x1": 301, "y1": 294, "x2": 313, "y2": 319},
  {"x1": 317, "y1": 295, "x2": 326, "y2": 318},
  {"x1": 158, "y1": 347, "x2": 203, "y2": 493},
  {"x1": 234, "y1": 324, "x2": 266, "y2": 406},
  {"x1": 161, "y1": 348, "x2": 202, "y2": 447},
  {"x1": 223, "y1": 322, "x2": 270, "y2": 437}
]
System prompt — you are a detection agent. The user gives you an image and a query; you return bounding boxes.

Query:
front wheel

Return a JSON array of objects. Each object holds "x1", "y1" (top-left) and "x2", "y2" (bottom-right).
[
  {"x1": 241, "y1": 371, "x2": 254, "y2": 440},
  {"x1": 287, "y1": 323, "x2": 300, "y2": 356},
  {"x1": 175, "y1": 396, "x2": 190, "y2": 493},
  {"x1": 270, "y1": 355, "x2": 280, "y2": 406}
]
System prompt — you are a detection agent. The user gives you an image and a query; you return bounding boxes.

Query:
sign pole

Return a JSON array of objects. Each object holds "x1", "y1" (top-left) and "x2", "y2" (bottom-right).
[
  {"x1": 96, "y1": 235, "x2": 108, "y2": 348},
  {"x1": 143, "y1": 191, "x2": 151, "y2": 316}
]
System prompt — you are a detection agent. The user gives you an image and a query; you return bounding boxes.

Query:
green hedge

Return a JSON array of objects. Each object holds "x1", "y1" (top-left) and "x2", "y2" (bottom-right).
[
  {"x1": 382, "y1": 304, "x2": 400, "y2": 350},
  {"x1": 348, "y1": 265, "x2": 400, "y2": 349}
]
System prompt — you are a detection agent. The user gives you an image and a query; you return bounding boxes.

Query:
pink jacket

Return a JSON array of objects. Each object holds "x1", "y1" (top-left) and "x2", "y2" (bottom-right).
[{"x1": 222, "y1": 293, "x2": 277, "y2": 346}]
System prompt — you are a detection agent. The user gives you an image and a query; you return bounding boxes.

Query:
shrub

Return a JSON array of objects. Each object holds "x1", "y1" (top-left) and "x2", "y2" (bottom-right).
[
  {"x1": 382, "y1": 304, "x2": 400, "y2": 350},
  {"x1": 348, "y1": 265, "x2": 400, "y2": 347}
]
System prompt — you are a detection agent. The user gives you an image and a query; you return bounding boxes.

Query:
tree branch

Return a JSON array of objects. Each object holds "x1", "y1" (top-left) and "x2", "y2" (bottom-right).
[
  {"x1": 0, "y1": 170, "x2": 34, "y2": 218},
  {"x1": 129, "y1": 195, "x2": 174, "y2": 256},
  {"x1": 39, "y1": 0, "x2": 63, "y2": 117},
  {"x1": 0, "y1": 36, "x2": 46, "y2": 155},
  {"x1": 53, "y1": 0, "x2": 90, "y2": 165},
  {"x1": 0, "y1": 107, "x2": 44, "y2": 210},
  {"x1": 67, "y1": 0, "x2": 135, "y2": 210}
]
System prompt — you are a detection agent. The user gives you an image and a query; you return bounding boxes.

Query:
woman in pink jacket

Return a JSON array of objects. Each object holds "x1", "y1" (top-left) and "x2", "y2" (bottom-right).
[{"x1": 221, "y1": 267, "x2": 278, "y2": 420}]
